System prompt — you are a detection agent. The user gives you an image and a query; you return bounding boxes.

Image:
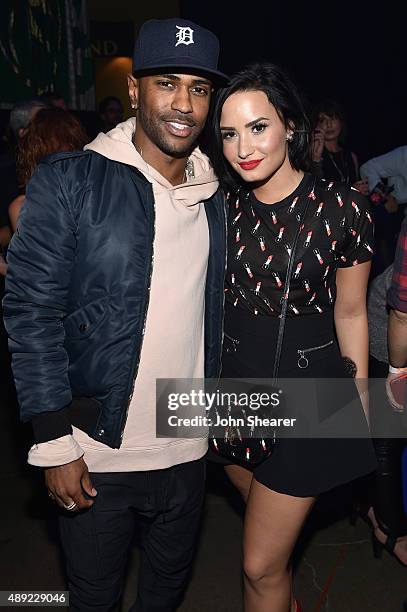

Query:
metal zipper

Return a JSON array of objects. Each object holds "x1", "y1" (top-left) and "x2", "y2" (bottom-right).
[
  {"x1": 118, "y1": 194, "x2": 156, "y2": 445},
  {"x1": 218, "y1": 195, "x2": 229, "y2": 376},
  {"x1": 297, "y1": 340, "x2": 334, "y2": 369}
]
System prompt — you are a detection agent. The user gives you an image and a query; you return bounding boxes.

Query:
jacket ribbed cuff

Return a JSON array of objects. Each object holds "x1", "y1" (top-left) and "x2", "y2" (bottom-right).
[{"x1": 31, "y1": 408, "x2": 73, "y2": 443}]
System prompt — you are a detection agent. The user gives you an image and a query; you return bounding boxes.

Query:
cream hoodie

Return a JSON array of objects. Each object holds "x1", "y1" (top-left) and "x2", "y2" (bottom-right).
[{"x1": 28, "y1": 118, "x2": 219, "y2": 471}]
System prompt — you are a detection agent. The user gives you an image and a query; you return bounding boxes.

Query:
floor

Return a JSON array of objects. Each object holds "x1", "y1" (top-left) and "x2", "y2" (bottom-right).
[{"x1": 1, "y1": 375, "x2": 406, "y2": 612}]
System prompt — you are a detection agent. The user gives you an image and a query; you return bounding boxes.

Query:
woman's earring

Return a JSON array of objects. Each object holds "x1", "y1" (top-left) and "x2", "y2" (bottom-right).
[
  {"x1": 286, "y1": 133, "x2": 293, "y2": 141},
  {"x1": 131, "y1": 103, "x2": 138, "y2": 110}
]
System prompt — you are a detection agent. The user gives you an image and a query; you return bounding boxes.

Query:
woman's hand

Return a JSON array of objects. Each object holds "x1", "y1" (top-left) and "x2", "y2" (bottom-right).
[{"x1": 311, "y1": 127, "x2": 325, "y2": 162}]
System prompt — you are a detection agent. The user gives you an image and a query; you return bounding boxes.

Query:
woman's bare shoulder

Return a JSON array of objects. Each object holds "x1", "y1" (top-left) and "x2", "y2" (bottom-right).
[
  {"x1": 8, "y1": 194, "x2": 25, "y2": 231},
  {"x1": 9, "y1": 193, "x2": 25, "y2": 211}
]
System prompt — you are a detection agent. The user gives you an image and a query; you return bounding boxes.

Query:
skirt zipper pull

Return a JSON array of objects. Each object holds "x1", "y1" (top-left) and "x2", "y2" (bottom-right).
[{"x1": 297, "y1": 350, "x2": 309, "y2": 369}]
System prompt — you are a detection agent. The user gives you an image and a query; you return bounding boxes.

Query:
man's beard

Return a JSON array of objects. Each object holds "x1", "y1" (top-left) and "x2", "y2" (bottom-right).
[{"x1": 137, "y1": 107, "x2": 198, "y2": 158}]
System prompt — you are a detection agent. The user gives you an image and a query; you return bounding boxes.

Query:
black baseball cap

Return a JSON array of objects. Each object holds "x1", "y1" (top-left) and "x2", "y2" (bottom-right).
[{"x1": 133, "y1": 18, "x2": 228, "y2": 84}]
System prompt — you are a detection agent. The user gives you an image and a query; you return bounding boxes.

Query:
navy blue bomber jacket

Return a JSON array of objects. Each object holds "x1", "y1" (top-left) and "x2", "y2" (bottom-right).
[{"x1": 3, "y1": 151, "x2": 227, "y2": 449}]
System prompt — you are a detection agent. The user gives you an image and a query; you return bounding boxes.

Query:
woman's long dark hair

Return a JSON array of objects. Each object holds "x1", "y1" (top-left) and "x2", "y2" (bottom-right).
[{"x1": 208, "y1": 62, "x2": 311, "y2": 194}]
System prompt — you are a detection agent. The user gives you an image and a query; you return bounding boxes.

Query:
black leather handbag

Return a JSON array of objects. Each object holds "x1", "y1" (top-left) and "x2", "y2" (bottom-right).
[{"x1": 208, "y1": 181, "x2": 315, "y2": 467}]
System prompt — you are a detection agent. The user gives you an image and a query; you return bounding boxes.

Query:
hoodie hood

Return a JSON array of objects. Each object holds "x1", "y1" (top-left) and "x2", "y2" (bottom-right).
[{"x1": 85, "y1": 118, "x2": 218, "y2": 206}]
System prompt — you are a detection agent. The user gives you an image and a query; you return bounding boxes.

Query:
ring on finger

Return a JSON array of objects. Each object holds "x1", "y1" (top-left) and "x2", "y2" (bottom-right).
[{"x1": 63, "y1": 501, "x2": 78, "y2": 511}]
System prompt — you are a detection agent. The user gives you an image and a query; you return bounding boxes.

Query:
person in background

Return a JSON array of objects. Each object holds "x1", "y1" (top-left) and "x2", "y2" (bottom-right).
[
  {"x1": 8, "y1": 98, "x2": 48, "y2": 143},
  {"x1": 0, "y1": 98, "x2": 49, "y2": 406},
  {"x1": 381, "y1": 218, "x2": 407, "y2": 564},
  {"x1": 40, "y1": 92, "x2": 68, "y2": 110},
  {"x1": 311, "y1": 98, "x2": 369, "y2": 195},
  {"x1": 98, "y1": 95, "x2": 124, "y2": 132},
  {"x1": 0, "y1": 98, "x2": 48, "y2": 249},
  {"x1": 361, "y1": 145, "x2": 407, "y2": 215},
  {"x1": 365, "y1": 262, "x2": 407, "y2": 564},
  {"x1": 361, "y1": 146, "x2": 407, "y2": 274},
  {"x1": 7, "y1": 107, "x2": 88, "y2": 233}
]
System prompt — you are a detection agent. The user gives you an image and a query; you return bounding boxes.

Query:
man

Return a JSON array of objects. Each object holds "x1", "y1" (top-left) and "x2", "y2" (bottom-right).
[
  {"x1": 4, "y1": 18, "x2": 227, "y2": 612},
  {"x1": 361, "y1": 146, "x2": 407, "y2": 215},
  {"x1": 361, "y1": 146, "x2": 407, "y2": 274},
  {"x1": 98, "y1": 95, "x2": 124, "y2": 132}
]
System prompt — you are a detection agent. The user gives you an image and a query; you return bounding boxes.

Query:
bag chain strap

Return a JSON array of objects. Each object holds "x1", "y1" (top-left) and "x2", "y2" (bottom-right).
[{"x1": 272, "y1": 178, "x2": 316, "y2": 384}]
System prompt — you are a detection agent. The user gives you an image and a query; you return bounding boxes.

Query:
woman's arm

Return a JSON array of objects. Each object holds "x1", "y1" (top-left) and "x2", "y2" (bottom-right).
[
  {"x1": 334, "y1": 261, "x2": 371, "y2": 417},
  {"x1": 8, "y1": 194, "x2": 25, "y2": 232},
  {"x1": 0, "y1": 253, "x2": 7, "y2": 276}
]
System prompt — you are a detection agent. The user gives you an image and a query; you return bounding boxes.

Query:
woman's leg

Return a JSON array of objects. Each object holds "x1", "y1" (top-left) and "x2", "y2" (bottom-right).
[
  {"x1": 368, "y1": 357, "x2": 407, "y2": 562},
  {"x1": 369, "y1": 437, "x2": 407, "y2": 564},
  {"x1": 225, "y1": 463, "x2": 254, "y2": 503},
  {"x1": 243, "y1": 478, "x2": 315, "y2": 612}
]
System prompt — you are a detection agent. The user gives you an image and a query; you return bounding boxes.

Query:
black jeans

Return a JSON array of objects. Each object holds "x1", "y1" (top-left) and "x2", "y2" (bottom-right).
[
  {"x1": 59, "y1": 458, "x2": 206, "y2": 612},
  {"x1": 369, "y1": 356, "x2": 407, "y2": 536}
]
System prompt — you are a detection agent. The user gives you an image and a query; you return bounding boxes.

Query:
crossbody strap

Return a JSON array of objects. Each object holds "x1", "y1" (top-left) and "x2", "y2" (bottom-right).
[{"x1": 272, "y1": 178, "x2": 316, "y2": 383}]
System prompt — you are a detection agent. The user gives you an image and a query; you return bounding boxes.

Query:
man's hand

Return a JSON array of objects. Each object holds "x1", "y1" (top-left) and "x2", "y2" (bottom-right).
[
  {"x1": 384, "y1": 194, "x2": 398, "y2": 214},
  {"x1": 45, "y1": 456, "x2": 97, "y2": 511},
  {"x1": 352, "y1": 178, "x2": 370, "y2": 196}
]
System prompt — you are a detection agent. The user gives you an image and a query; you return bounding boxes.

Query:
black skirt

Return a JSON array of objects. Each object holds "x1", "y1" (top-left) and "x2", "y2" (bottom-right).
[{"x1": 207, "y1": 305, "x2": 377, "y2": 497}]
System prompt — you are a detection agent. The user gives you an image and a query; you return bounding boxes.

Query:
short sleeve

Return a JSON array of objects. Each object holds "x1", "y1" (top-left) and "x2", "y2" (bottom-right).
[{"x1": 337, "y1": 187, "x2": 374, "y2": 268}]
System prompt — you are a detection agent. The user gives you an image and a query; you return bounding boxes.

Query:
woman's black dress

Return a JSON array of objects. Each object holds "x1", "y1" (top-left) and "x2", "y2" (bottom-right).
[{"x1": 208, "y1": 174, "x2": 377, "y2": 497}]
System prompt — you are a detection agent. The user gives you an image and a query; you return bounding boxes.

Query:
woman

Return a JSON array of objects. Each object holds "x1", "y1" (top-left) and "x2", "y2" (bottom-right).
[
  {"x1": 208, "y1": 63, "x2": 377, "y2": 612},
  {"x1": 8, "y1": 107, "x2": 88, "y2": 231},
  {"x1": 311, "y1": 98, "x2": 369, "y2": 195},
  {"x1": 366, "y1": 264, "x2": 407, "y2": 564}
]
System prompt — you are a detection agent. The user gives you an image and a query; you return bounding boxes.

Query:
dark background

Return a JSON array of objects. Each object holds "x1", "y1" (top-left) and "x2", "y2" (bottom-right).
[{"x1": 180, "y1": 0, "x2": 405, "y2": 164}]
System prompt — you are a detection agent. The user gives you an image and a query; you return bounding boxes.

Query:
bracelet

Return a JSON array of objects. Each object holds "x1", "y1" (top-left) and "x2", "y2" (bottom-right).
[{"x1": 388, "y1": 365, "x2": 407, "y2": 374}]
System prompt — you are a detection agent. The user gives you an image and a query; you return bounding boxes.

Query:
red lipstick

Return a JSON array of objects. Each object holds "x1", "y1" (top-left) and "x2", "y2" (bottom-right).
[{"x1": 238, "y1": 159, "x2": 263, "y2": 170}]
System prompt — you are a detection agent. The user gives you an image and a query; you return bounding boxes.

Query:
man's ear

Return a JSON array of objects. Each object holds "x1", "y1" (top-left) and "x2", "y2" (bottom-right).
[{"x1": 127, "y1": 74, "x2": 139, "y2": 110}]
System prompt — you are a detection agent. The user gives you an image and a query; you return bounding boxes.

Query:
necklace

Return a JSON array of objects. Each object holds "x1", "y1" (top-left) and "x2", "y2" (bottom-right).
[
  {"x1": 184, "y1": 158, "x2": 195, "y2": 182},
  {"x1": 134, "y1": 139, "x2": 195, "y2": 183},
  {"x1": 134, "y1": 143, "x2": 195, "y2": 183},
  {"x1": 326, "y1": 150, "x2": 350, "y2": 184}
]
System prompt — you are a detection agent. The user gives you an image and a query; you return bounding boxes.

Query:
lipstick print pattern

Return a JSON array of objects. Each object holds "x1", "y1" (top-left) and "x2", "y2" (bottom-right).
[{"x1": 225, "y1": 177, "x2": 374, "y2": 316}]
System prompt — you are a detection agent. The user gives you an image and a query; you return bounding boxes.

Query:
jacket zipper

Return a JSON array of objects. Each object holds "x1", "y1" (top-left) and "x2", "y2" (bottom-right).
[
  {"x1": 218, "y1": 196, "x2": 229, "y2": 377},
  {"x1": 118, "y1": 196, "x2": 156, "y2": 445},
  {"x1": 119, "y1": 192, "x2": 226, "y2": 443},
  {"x1": 297, "y1": 340, "x2": 334, "y2": 369}
]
